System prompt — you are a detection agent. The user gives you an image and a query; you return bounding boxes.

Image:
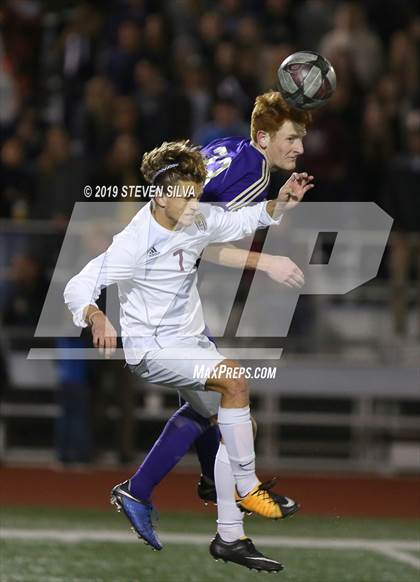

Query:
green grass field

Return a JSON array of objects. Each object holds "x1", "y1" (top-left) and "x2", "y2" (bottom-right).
[{"x1": 1, "y1": 507, "x2": 419, "y2": 582}]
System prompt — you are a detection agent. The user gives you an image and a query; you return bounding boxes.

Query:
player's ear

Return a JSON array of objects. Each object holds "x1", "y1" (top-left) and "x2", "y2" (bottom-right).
[
  {"x1": 257, "y1": 130, "x2": 269, "y2": 149},
  {"x1": 154, "y1": 194, "x2": 166, "y2": 209}
]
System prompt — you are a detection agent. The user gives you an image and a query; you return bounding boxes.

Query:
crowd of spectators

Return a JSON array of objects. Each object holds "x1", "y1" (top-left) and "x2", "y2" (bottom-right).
[
  {"x1": 1, "y1": 0, "x2": 419, "y2": 463},
  {"x1": 1, "y1": 0, "x2": 419, "y2": 218},
  {"x1": 1, "y1": 0, "x2": 419, "y2": 322}
]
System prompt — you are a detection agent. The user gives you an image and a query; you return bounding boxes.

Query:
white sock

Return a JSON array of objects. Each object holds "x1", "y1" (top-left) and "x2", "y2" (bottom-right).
[
  {"x1": 215, "y1": 443, "x2": 245, "y2": 542},
  {"x1": 217, "y1": 406, "x2": 259, "y2": 497}
]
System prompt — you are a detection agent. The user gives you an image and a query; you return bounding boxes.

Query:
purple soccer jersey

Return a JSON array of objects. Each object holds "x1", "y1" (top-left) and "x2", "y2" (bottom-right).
[{"x1": 201, "y1": 137, "x2": 270, "y2": 208}]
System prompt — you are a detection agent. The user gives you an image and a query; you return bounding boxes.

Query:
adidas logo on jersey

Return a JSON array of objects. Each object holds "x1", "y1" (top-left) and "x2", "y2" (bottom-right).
[{"x1": 146, "y1": 246, "x2": 159, "y2": 260}]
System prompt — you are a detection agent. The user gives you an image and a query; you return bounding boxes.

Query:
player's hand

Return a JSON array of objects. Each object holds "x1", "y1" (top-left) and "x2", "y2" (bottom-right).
[
  {"x1": 260, "y1": 255, "x2": 305, "y2": 288},
  {"x1": 90, "y1": 312, "x2": 117, "y2": 358},
  {"x1": 277, "y1": 172, "x2": 314, "y2": 210}
]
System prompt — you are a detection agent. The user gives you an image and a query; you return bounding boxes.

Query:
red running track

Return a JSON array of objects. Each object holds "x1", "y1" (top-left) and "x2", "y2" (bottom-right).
[{"x1": 1, "y1": 465, "x2": 419, "y2": 519}]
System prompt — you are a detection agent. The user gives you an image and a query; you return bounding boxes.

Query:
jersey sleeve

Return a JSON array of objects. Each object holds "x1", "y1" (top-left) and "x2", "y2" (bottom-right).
[
  {"x1": 64, "y1": 229, "x2": 138, "y2": 327},
  {"x1": 207, "y1": 202, "x2": 282, "y2": 245}
]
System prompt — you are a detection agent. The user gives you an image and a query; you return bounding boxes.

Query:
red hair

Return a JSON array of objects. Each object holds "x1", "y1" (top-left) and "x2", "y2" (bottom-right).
[{"x1": 251, "y1": 91, "x2": 312, "y2": 141}]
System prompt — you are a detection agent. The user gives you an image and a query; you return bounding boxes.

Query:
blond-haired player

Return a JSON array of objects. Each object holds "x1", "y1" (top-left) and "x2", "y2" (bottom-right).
[{"x1": 67, "y1": 91, "x2": 313, "y2": 571}]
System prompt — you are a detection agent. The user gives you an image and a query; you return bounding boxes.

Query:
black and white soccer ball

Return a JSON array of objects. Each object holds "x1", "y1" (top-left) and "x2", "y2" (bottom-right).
[{"x1": 277, "y1": 51, "x2": 336, "y2": 110}]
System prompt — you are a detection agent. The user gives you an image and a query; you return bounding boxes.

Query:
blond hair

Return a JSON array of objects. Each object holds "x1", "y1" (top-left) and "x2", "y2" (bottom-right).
[
  {"x1": 250, "y1": 91, "x2": 312, "y2": 142},
  {"x1": 141, "y1": 140, "x2": 207, "y2": 188}
]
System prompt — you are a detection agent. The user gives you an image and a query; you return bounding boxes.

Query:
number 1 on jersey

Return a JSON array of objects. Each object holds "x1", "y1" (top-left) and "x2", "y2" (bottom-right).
[{"x1": 173, "y1": 249, "x2": 185, "y2": 271}]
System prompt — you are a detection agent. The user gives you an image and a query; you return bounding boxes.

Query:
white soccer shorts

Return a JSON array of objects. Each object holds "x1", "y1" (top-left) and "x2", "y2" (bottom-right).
[{"x1": 129, "y1": 335, "x2": 225, "y2": 418}]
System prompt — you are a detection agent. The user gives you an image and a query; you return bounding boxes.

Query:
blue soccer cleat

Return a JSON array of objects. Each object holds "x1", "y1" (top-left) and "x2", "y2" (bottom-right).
[{"x1": 110, "y1": 480, "x2": 162, "y2": 551}]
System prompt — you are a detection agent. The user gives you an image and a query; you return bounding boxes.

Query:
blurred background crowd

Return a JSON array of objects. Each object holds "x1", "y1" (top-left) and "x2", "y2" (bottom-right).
[{"x1": 0, "y1": 0, "x2": 419, "y2": 466}]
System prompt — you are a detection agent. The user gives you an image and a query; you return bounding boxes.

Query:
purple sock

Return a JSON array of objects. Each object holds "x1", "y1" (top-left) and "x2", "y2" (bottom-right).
[
  {"x1": 195, "y1": 424, "x2": 221, "y2": 482},
  {"x1": 129, "y1": 403, "x2": 210, "y2": 501}
]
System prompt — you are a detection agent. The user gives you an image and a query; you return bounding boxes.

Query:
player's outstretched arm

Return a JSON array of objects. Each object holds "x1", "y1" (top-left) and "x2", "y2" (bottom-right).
[
  {"x1": 206, "y1": 172, "x2": 312, "y2": 252},
  {"x1": 204, "y1": 244, "x2": 304, "y2": 288},
  {"x1": 266, "y1": 171, "x2": 314, "y2": 217},
  {"x1": 258, "y1": 254, "x2": 305, "y2": 288}
]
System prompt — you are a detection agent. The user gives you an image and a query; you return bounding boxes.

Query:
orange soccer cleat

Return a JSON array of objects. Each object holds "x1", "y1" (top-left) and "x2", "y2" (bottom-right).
[{"x1": 236, "y1": 478, "x2": 300, "y2": 519}]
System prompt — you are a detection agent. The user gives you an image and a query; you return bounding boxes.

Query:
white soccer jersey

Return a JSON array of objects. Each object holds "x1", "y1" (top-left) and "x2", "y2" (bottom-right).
[{"x1": 64, "y1": 201, "x2": 279, "y2": 363}]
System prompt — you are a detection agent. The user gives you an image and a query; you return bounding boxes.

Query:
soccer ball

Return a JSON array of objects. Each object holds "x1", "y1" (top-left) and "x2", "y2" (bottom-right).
[{"x1": 277, "y1": 51, "x2": 336, "y2": 110}]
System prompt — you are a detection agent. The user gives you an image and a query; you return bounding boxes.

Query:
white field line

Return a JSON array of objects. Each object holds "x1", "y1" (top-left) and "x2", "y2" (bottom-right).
[
  {"x1": 372, "y1": 545, "x2": 420, "y2": 570},
  {"x1": 1, "y1": 527, "x2": 420, "y2": 570}
]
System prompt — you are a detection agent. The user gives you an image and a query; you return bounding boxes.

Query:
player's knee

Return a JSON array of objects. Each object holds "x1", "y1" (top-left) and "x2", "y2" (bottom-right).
[
  {"x1": 223, "y1": 376, "x2": 248, "y2": 400},
  {"x1": 208, "y1": 359, "x2": 249, "y2": 399}
]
